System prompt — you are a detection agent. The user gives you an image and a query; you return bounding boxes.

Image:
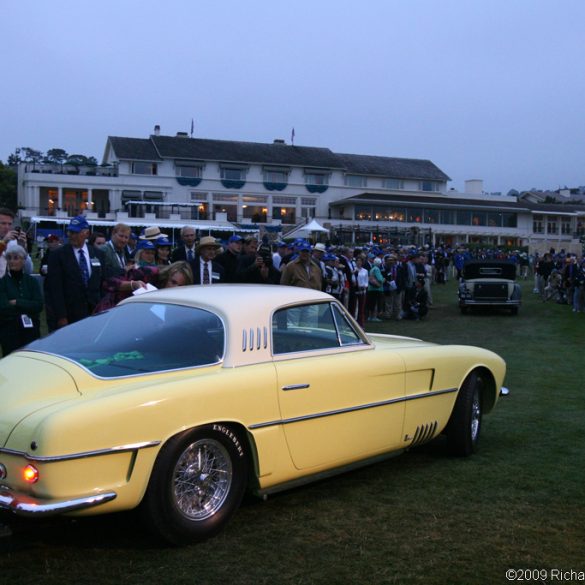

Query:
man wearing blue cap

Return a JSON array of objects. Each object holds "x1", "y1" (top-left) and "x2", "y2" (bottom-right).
[
  {"x1": 280, "y1": 242, "x2": 322, "y2": 290},
  {"x1": 215, "y1": 234, "x2": 242, "y2": 283},
  {"x1": 45, "y1": 215, "x2": 105, "y2": 329}
]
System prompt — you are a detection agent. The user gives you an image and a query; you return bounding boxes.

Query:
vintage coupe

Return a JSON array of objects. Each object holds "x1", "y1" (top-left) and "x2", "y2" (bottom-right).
[
  {"x1": 0, "y1": 285, "x2": 507, "y2": 544},
  {"x1": 458, "y1": 260, "x2": 522, "y2": 314}
]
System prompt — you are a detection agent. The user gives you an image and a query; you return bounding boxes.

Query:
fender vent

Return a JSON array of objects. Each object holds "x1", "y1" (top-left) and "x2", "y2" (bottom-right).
[{"x1": 409, "y1": 421, "x2": 438, "y2": 447}]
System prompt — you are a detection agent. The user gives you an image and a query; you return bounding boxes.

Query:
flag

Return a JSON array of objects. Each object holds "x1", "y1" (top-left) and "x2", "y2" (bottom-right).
[
  {"x1": 291, "y1": 127, "x2": 295, "y2": 145},
  {"x1": 190, "y1": 119, "x2": 194, "y2": 137}
]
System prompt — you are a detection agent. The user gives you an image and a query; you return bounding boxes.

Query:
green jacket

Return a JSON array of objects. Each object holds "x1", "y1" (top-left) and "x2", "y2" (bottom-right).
[{"x1": 0, "y1": 272, "x2": 43, "y2": 321}]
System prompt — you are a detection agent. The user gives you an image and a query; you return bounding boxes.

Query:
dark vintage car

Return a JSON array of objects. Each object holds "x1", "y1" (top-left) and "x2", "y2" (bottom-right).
[{"x1": 458, "y1": 261, "x2": 521, "y2": 315}]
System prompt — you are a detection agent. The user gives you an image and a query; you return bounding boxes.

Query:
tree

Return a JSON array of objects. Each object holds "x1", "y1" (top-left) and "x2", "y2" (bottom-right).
[
  {"x1": 6, "y1": 148, "x2": 22, "y2": 167},
  {"x1": 21, "y1": 147, "x2": 44, "y2": 170},
  {"x1": 44, "y1": 148, "x2": 68, "y2": 170},
  {"x1": 0, "y1": 162, "x2": 17, "y2": 210}
]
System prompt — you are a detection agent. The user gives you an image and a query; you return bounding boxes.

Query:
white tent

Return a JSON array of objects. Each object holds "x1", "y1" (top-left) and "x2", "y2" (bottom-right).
[{"x1": 284, "y1": 219, "x2": 329, "y2": 240}]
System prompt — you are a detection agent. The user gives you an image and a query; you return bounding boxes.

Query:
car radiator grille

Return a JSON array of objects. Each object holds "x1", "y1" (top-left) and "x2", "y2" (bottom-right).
[
  {"x1": 473, "y1": 283, "x2": 509, "y2": 300},
  {"x1": 410, "y1": 421, "x2": 438, "y2": 447}
]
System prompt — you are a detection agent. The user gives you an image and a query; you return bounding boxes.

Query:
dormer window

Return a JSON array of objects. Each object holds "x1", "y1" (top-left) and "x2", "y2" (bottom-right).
[
  {"x1": 220, "y1": 165, "x2": 247, "y2": 189},
  {"x1": 344, "y1": 175, "x2": 367, "y2": 188},
  {"x1": 132, "y1": 162, "x2": 158, "y2": 175}
]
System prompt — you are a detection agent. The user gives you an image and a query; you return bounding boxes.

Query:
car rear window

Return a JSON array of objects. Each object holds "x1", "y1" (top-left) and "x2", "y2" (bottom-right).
[{"x1": 26, "y1": 303, "x2": 224, "y2": 377}]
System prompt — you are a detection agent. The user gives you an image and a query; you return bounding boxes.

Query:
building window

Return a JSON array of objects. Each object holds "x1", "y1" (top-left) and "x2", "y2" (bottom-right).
[
  {"x1": 456, "y1": 210, "x2": 472, "y2": 225},
  {"x1": 263, "y1": 167, "x2": 289, "y2": 191},
  {"x1": 214, "y1": 204, "x2": 237, "y2": 222},
  {"x1": 440, "y1": 209, "x2": 456, "y2": 224},
  {"x1": 273, "y1": 206, "x2": 296, "y2": 224},
  {"x1": 547, "y1": 217, "x2": 558, "y2": 235},
  {"x1": 533, "y1": 215, "x2": 544, "y2": 234},
  {"x1": 503, "y1": 213, "x2": 517, "y2": 228},
  {"x1": 344, "y1": 174, "x2": 367, "y2": 188},
  {"x1": 383, "y1": 178, "x2": 404, "y2": 190},
  {"x1": 471, "y1": 212, "x2": 487, "y2": 226},
  {"x1": 425, "y1": 209, "x2": 440, "y2": 224},
  {"x1": 355, "y1": 205, "x2": 372, "y2": 221},
  {"x1": 301, "y1": 197, "x2": 317, "y2": 219},
  {"x1": 305, "y1": 171, "x2": 329, "y2": 193},
  {"x1": 221, "y1": 167, "x2": 246, "y2": 181},
  {"x1": 132, "y1": 162, "x2": 158, "y2": 175},
  {"x1": 420, "y1": 181, "x2": 440, "y2": 192},
  {"x1": 561, "y1": 219, "x2": 572, "y2": 235},
  {"x1": 220, "y1": 166, "x2": 247, "y2": 189},
  {"x1": 176, "y1": 164, "x2": 202, "y2": 178}
]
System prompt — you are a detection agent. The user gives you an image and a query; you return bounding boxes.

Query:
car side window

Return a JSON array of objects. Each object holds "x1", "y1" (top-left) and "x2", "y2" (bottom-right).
[
  {"x1": 331, "y1": 304, "x2": 363, "y2": 346},
  {"x1": 272, "y1": 302, "x2": 363, "y2": 355}
]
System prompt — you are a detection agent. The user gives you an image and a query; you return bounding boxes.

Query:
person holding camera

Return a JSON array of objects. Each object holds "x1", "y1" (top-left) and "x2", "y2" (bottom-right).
[
  {"x1": 0, "y1": 208, "x2": 33, "y2": 278},
  {"x1": 238, "y1": 243, "x2": 281, "y2": 284}
]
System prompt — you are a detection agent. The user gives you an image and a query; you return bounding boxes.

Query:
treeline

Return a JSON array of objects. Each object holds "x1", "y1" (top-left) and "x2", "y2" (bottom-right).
[
  {"x1": 1, "y1": 147, "x2": 99, "y2": 209},
  {"x1": 6, "y1": 147, "x2": 98, "y2": 168}
]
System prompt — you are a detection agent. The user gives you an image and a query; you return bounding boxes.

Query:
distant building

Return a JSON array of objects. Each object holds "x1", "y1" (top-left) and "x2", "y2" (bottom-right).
[{"x1": 16, "y1": 128, "x2": 585, "y2": 252}]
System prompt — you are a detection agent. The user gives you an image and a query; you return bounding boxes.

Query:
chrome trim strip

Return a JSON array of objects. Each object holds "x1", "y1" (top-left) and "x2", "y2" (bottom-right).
[
  {"x1": 282, "y1": 383, "x2": 310, "y2": 391},
  {"x1": 248, "y1": 387, "x2": 457, "y2": 429},
  {"x1": 500, "y1": 386, "x2": 510, "y2": 396},
  {"x1": 0, "y1": 487, "x2": 117, "y2": 517},
  {"x1": 0, "y1": 440, "x2": 161, "y2": 463}
]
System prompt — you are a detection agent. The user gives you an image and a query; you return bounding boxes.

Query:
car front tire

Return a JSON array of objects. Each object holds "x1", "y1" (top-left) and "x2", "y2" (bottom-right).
[
  {"x1": 141, "y1": 424, "x2": 248, "y2": 545},
  {"x1": 446, "y1": 371, "x2": 483, "y2": 457}
]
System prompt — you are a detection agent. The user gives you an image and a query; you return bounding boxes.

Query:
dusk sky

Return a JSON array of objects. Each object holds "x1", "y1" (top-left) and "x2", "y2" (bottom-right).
[{"x1": 2, "y1": 0, "x2": 584, "y2": 194}]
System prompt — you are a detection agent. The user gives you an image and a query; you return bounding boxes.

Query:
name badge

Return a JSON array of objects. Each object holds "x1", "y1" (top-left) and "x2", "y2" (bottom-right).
[
  {"x1": 212, "y1": 272, "x2": 220, "y2": 281},
  {"x1": 90, "y1": 259, "x2": 101, "y2": 268}
]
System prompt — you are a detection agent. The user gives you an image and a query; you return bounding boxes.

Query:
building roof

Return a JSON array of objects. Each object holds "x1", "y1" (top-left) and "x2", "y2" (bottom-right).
[
  {"x1": 106, "y1": 134, "x2": 450, "y2": 180},
  {"x1": 334, "y1": 152, "x2": 451, "y2": 182},
  {"x1": 107, "y1": 137, "x2": 162, "y2": 161},
  {"x1": 150, "y1": 135, "x2": 344, "y2": 169},
  {"x1": 330, "y1": 192, "x2": 527, "y2": 210}
]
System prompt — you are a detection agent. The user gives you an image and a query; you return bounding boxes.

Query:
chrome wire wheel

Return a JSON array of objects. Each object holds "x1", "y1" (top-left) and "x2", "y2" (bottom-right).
[
  {"x1": 172, "y1": 438, "x2": 233, "y2": 521},
  {"x1": 470, "y1": 388, "x2": 481, "y2": 442}
]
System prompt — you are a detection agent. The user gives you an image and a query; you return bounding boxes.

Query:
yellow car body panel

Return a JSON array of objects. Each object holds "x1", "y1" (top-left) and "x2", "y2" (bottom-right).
[{"x1": 0, "y1": 285, "x2": 507, "y2": 532}]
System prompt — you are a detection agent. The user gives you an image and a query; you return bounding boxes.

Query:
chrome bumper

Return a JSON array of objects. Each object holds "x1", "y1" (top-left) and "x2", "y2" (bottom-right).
[{"x1": 0, "y1": 487, "x2": 116, "y2": 517}]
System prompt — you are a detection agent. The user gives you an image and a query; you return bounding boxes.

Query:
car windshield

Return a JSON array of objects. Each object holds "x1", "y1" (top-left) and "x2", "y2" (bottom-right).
[{"x1": 26, "y1": 302, "x2": 224, "y2": 377}]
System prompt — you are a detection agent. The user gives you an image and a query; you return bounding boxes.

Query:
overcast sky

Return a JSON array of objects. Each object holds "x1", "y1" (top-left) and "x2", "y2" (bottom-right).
[{"x1": 2, "y1": 0, "x2": 584, "y2": 194}]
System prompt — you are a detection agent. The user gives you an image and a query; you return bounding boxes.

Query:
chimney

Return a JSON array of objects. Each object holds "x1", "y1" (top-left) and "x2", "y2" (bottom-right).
[
  {"x1": 273, "y1": 139, "x2": 286, "y2": 145},
  {"x1": 176, "y1": 132, "x2": 189, "y2": 138},
  {"x1": 154, "y1": 124, "x2": 160, "y2": 136}
]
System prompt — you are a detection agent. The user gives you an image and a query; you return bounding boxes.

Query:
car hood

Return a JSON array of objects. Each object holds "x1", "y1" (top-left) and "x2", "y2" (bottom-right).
[
  {"x1": 367, "y1": 333, "x2": 434, "y2": 349},
  {"x1": 0, "y1": 352, "x2": 81, "y2": 447}
]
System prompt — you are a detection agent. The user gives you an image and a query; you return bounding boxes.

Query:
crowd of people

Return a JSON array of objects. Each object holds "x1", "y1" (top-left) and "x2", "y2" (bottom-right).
[{"x1": 1, "y1": 207, "x2": 584, "y2": 355}]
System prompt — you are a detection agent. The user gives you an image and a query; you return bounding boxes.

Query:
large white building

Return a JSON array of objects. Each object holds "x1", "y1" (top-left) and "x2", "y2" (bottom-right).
[{"x1": 17, "y1": 128, "x2": 585, "y2": 252}]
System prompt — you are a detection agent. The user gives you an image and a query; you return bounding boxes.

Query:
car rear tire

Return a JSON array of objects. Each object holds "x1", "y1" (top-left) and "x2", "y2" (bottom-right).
[
  {"x1": 446, "y1": 371, "x2": 483, "y2": 457},
  {"x1": 140, "y1": 424, "x2": 248, "y2": 545}
]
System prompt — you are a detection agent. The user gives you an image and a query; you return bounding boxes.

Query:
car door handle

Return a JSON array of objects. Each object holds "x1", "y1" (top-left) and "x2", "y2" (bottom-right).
[{"x1": 282, "y1": 383, "x2": 310, "y2": 391}]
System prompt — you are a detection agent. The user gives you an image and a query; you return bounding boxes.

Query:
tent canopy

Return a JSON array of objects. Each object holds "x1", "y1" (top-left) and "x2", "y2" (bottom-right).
[{"x1": 284, "y1": 219, "x2": 329, "y2": 240}]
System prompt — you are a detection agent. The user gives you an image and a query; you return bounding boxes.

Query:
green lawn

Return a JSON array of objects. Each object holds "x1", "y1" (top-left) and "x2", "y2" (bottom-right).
[{"x1": 1, "y1": 278, "x2": 584, "y2": 585}]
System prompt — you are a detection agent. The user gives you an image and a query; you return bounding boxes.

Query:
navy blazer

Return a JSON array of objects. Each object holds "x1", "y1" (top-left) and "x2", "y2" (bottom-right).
[{"x1": 45, "y1": 243, "x2": 105, "y2": 324}]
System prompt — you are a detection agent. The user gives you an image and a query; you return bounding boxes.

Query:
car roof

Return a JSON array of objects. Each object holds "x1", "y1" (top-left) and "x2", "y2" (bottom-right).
[
  {"x1": 122, "y1": 285, "x2": 338, "y2": 367},
  {"x1": 123, "y1": 284, "x2": 332, "y2": 313}
]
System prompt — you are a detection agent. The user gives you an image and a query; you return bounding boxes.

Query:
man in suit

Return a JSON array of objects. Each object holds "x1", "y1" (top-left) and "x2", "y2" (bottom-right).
[
  {"x1": 171, "y1": 225, "x2": 197, "y2": 263},
  {"x1": 192, "y1": 236, "x2": 225, "y2": 285},
  {"x1": 45, "y1": 216, "x2": 105, "y2": 328},
  {"x1": 101, "y1": 223, "x2": 132, "y2": 279}
]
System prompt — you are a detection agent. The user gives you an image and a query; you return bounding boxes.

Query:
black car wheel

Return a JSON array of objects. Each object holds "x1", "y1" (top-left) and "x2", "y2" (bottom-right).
[
  {"x1": 446, "y1": 371, "x2": 483, "y2": 457},
  {"x1": 141, "y1": 424, "x2": 248, "y2": 545}
]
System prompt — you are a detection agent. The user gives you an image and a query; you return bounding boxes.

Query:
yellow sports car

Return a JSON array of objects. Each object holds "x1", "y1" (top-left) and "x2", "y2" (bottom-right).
[{"x1": 0, "y1": 285, "x2": 507, "y2": 544}]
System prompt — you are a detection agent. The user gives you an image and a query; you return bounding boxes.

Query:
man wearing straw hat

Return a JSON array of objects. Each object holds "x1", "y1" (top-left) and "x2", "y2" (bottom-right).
[{"x1": 192, "y1": 236, "x2": 225, "y2": 285}]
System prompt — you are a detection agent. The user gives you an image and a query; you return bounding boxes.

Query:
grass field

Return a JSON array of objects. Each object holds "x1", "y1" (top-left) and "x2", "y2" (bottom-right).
[{"x1": 1, "y1": 278, "x2": 584, "y2": 585}]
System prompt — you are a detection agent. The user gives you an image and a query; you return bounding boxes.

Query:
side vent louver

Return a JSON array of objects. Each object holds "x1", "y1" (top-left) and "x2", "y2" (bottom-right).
[{"x1": 409, "y1": 421, "x2": 438, "y2": 447}]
